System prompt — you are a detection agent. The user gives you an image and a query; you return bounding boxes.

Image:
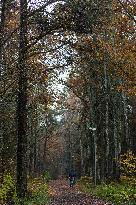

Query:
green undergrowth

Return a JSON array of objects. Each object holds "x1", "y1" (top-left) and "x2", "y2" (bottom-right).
[
  {"x1": 0, "y1": 174, "x2": 49, "y2": 205},
  {"x1": 42, "y1": 170, "x2": 51, "y2": 183},
  {"x1": 79, "y1": 176, "x2": 136, "y2": 205},
  {"x1": 0, "y1": 174, "x2": 16, "y2": 205},
  {"x1": 26, "y1": 177, "x2": 49, "y2": 205}
]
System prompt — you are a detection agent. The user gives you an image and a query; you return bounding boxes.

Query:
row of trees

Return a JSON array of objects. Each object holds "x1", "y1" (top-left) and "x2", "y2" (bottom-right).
[
  {"x1": 57, "y1": 0, "x2": 136, "y2": 184},
  {"x1": 0, "y1": 0, "x2": 136, "y2": 201}
]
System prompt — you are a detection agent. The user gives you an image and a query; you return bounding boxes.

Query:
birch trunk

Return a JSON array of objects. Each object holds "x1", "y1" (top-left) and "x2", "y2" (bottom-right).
[{"x1": 89, "y1": 80, "x2": 97, "y2": 185}]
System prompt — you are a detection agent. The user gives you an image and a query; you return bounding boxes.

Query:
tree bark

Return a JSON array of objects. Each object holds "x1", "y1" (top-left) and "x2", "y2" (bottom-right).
[
  {"x1": 16, "y1": 0, "x2": 28, "y2": 198},
  {"x1": 0, "y1": 0, "x2": 7, "y2": 183}
]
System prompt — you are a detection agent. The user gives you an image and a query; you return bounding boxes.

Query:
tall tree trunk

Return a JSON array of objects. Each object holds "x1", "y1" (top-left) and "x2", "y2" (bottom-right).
[
  {"x1": 0, "y1": 0, "x2": 7, "y2": 183},
  {"x1": 43, "y1": 113, "x2": 48, "y2": 170},
  {"x1": 112, "y1": 98, "x2": 120, "y2": 181},
  {"x1": 111, "y1": 11, "x2": 121, "y2": 181},
  {"x1": 122, "y1": 91, "x2": 129, "y2": 153},
  {"x1": 0, "y1": 0, "x2": 6, "y2": 62},
  {"x1": 79, "y1": 137, "x2": 84, "y2": 176},
  {"x1": 88, "y1": 72, "x2": 97, "y2": 185},
  {"x1": 103, "y1": 58, "x2": 110, "y2": 177},
  {"x1": 16, "y1": 0, "x2": 28, "y2": 198},
  {"x1": 102, "y1": 0, "x2": 113, "y2": 180}
]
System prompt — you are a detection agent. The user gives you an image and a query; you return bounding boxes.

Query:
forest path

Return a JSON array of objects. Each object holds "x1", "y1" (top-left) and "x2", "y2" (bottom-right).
[{"x1": 47, "y1": 179, "x2": 112, "y2": 205}]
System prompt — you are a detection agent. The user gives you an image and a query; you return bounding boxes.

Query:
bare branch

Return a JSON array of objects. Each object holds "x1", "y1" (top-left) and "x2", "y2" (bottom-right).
[{"x1": 28, "y1": 40, "x2": 70, "y2": 58}]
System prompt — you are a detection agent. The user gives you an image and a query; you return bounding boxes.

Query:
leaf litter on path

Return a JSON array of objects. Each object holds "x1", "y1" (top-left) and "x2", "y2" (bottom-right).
[{"x1": 47, "y1": 180, "x2": 113, "y2": 205}]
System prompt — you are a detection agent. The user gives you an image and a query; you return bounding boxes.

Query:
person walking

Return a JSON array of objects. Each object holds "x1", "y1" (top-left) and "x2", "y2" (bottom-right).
[{"x1": 68, "y1": 170, "x2": 76, "y2": 187}]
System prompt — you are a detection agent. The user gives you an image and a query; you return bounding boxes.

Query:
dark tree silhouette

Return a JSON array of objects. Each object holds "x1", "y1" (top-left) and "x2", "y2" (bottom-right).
[{"x1": 16, "y1": 0, "x2": 28, "y2": 198}]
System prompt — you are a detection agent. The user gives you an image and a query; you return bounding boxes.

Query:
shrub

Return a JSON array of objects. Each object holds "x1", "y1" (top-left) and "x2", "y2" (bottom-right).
[
  {"x1": 79, "y1": 176, "x2": 93, "y2": 184},
  {"x1": 26, "y1": 177, "x2": 49, "y2": 205},
  {"x1": 79, "y1": 176, "x2": 94, "y2": 192},
  {"x1": 0, "y1": 175, "x2": 49, "y2": 205},
  {"x1": 0, "y1": 174, "x2": 16, "y2": 204},
  {"x1": 119, "y1": 150, "x2": 136, "y2": 186},
  {"x1": 79, "y1": 151, "x2": 136, "y2": 205},
  {"x1": 42, "y1": 171, "x2": 51, "y2": 182},
  {"x1": 79, "y1": 179, "x2": 136, "y2": 205},
  {"x1": 95, "y1": 183, "x2": 136, "y2": 205}
]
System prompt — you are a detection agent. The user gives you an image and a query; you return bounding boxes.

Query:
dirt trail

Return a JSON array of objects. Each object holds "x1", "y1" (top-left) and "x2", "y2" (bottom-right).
[{"x1": 47, "y1": 180, "x2": 113, "y2": 205}]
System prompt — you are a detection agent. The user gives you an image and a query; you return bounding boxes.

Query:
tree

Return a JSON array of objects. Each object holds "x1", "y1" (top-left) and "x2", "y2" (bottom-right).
[
  {"x1": 0, "y1": 0, "x2": 18, "y2": 183},
  {"x1": 16, "y1": 0, "x2": 28, "y2": 198}
]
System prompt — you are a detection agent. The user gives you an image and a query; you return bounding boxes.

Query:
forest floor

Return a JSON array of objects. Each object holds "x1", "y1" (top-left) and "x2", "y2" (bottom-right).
[{"x1": 47, "y1": 179, "x2": 113, "y2": 205}]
